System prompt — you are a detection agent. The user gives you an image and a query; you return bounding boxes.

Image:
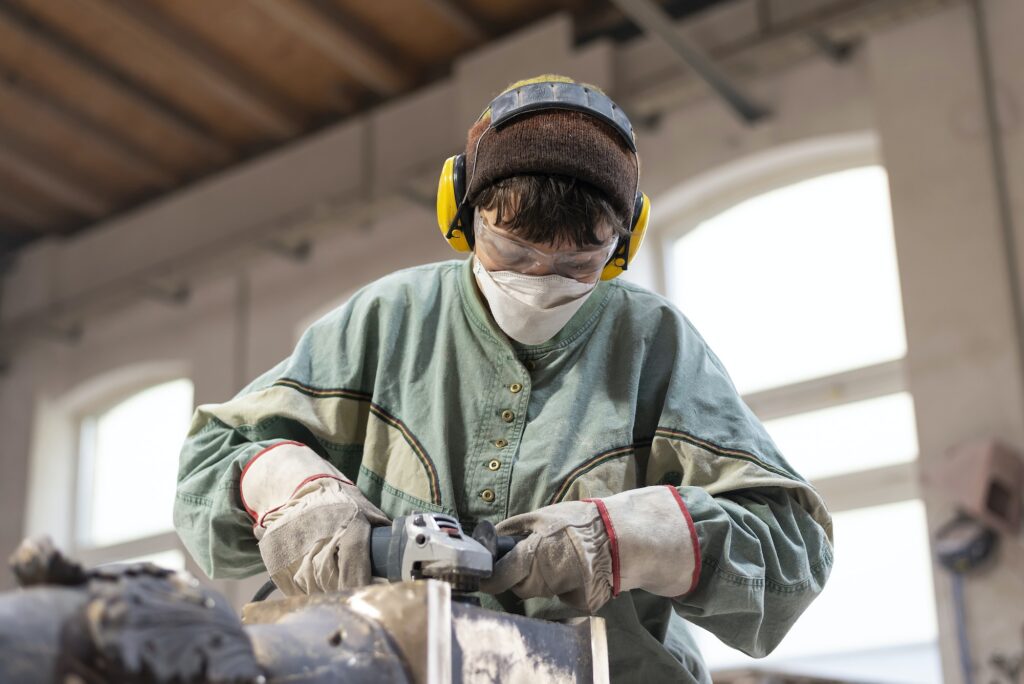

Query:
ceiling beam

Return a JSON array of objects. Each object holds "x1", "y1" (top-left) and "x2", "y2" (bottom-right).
[
  {"x1": 251, "y1": 0, "x2": 412, "y2": 96},
  {"x1": 66, "y1": 0, "x2": 302, "y2": 139},
  {"x1": 0, "y1": 127, "x2": 112, "y2": 219},
  {"x1": 608, "y1": 0, "x2": 770, "y2": 124},
  {"x1": 0, "y1": 71, "x2": 177, "y2": 189},
  {"x1": 0, "y1": 3, "x2": 232, "y2": 166},
  {"x1": 417, "y1": 0, "x2": 490, "y2": 44},
  {"x1": 0, "y1": 191, "x2": 58, "y2": 232}
]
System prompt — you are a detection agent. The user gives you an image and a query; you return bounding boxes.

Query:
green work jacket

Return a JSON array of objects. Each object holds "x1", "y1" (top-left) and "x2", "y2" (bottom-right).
[{"x1": 175, "y1": 257, "x2": 833, "y2": 683}]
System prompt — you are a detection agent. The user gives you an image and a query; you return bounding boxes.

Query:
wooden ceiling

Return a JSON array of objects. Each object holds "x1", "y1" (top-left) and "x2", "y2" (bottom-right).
[{"x1": 0, "y1": 0, "x2": 728, "y2": 257}]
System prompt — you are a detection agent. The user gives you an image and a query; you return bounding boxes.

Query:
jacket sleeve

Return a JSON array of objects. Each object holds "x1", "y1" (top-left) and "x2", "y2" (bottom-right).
[
  {"x1": 644, "y1": 315, "x2": 834, "y2": 658},
  {"x1": 173, "y1": 297, "x2": 379, "y2": 579}
]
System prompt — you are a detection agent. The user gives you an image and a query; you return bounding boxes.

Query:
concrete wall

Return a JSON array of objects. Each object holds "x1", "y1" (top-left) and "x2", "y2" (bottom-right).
[{"x1": 2, "y1": 0, "x2": 1022, "y2": 679}]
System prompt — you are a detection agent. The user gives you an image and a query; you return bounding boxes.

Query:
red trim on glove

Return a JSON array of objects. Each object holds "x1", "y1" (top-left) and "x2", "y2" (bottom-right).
[
  {"x1": 664, "y1": 485, "x2": 701, "y2": 594},
  {"x1": 238, "y1": 440, "x2": 307, "y2": 520},
  {"x1": 585, "y1": 498, "x2": 621, "y2": 597}
]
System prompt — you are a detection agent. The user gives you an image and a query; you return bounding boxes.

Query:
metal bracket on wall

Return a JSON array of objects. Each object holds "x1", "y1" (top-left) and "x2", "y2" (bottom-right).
[
  {"x1": 33, "y1": 319, "x2": 83, "y2": 345},
  {"x1": 807, "y1": 30, "x2": 859, "y2": 63},
  {"x1": 140, "y1": 280, "x2": 190, "y2": 305},
  {"x1": 261, "y1": 237, "x2": 313, "y2": 262}
]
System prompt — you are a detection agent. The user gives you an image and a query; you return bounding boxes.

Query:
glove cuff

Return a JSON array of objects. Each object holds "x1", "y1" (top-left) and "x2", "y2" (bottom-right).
[
  {"x1": 239, "y1": 441, "x2": 349, "y2": 524},
  {"x1": 594, "y1": 485, "x2": 701, "y2": 597}
]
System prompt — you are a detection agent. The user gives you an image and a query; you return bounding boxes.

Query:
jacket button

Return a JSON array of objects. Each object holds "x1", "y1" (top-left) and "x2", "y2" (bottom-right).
[
  {"x1": 494, "y1": 439, "x2": 508, "y2": 448},
  {"x1": 480, "y1": 489, "x2": 495, "y2": 502},
  {"x1": 509, "y1": 383, "x2": 523, "y2": 394},
  {"x1": 501, "y1": 409, "x2": 515, "y2": 423},
  {"x1": 487, "y1": 459, "x2": 501, "y2": 471},
  {"x1": 525, "y1": 360, "x2": 536, "y2": 370}
]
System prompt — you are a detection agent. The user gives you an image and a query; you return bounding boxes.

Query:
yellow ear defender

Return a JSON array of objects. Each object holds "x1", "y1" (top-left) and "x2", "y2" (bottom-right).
[
  {"x1": 436, "y1": 154, "x2": 472, "y2": 252},
  {"x1": 600, "y1": 191, "x2": 650, "y2": 281},
  {"x1": 436, "y1": 79, "x2": 652, "y2": 281}
]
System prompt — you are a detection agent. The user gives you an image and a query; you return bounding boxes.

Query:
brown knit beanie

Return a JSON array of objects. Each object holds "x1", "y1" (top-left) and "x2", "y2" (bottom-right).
[{"x1": 463, "y1": 75, "x2": 639, "y2": 224}]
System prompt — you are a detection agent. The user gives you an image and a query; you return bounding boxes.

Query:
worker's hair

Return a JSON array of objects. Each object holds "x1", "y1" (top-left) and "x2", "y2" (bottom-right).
[{"x1": 473, "y1": 174, "x2": 630, "y2": 248}]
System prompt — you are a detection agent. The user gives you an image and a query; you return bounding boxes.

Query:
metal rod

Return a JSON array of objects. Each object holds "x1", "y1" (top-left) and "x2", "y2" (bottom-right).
[
  {"x1": 969, "y1": 0, "x2": 1024, "y2": 416},
  {"x1": 608, "y1": 0, "x2": 770, "y2": 124}
]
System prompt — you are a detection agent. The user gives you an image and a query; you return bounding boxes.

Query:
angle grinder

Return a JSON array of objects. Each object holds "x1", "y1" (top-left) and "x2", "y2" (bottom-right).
[{"x1": 252, "y1": 512, "x2": 517, "y2": 602}]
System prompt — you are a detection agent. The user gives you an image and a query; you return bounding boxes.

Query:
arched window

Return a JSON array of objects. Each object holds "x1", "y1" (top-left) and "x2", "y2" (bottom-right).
[
  {"x1": 31, "y1": 373, "x2": 198, "y2": 571},
  {"x1": 77, "y1": 378, "x2": 193, "y2": 551},
  {"x1": 666, "y1": 165, "x2": 939, "y2": 681}
]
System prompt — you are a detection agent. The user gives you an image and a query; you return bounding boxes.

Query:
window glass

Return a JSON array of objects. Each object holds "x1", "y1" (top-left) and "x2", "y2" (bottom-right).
[
  {"x1": 670, "y1": 166, "x2": 906, "y2": 394},
  {"x1": 693, "y1": 500, "x2": 939, "y2": 683},
  {"x1": 80, "y1": 379, "x2": 194, "y2": 547},
  {"x1": 763, "y1": 392, "x2": 918, "y2": 480}
]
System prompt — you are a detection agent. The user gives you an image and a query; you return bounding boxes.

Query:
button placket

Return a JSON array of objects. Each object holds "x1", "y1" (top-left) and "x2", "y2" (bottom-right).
[{"x1": 477, "y1": 374, "x2": 530, "y2": 511}]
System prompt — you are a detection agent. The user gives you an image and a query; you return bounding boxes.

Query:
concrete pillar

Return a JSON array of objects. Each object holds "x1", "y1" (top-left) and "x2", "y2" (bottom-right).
[{"x1": 869, "y1": 1, "x2": 1024, "y2": 680}]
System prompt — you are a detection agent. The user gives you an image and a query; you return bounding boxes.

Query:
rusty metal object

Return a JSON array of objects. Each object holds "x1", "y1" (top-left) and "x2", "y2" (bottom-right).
[
  {"x1": 3, "y1": 537, "x2": 608, "y2": 684},
  {"x1": 244, "y1": 580, "x2": 609, "y2": 684}
]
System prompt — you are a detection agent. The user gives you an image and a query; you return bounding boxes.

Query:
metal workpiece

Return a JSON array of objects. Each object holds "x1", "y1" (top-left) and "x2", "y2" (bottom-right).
[
  {"x1": 2, "y1": 537, "x2": 607, "y2": 684},
  {"x1": 452, "y1": 607, "x2": 609, "y2": 684},
  {"x1": 243, "y1": 580, "x2": 450, "y2": 684},
  {"x1": 243, "y1": 580, "x2": 609, "y2": 684}
]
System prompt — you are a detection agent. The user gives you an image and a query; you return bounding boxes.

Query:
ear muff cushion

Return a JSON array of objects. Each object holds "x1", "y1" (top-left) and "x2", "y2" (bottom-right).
[
  {"x1": 600, "y1": 192, "x2": 651, "y2": 281},
  {"x1": 437, "y1": 155, "x2": 472, "y2": 252}
]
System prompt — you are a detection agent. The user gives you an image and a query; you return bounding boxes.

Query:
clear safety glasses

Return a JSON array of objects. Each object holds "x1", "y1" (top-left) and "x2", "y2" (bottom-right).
[{"x1": 474, "y1": 212, "x2": 619, "y2": 281}]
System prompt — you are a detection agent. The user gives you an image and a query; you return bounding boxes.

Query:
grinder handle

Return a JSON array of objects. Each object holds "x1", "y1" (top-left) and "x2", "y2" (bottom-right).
[
  {"x1": 368, "y1": 522, "x2": 518, "y2": 579},
  {"x1": 369, "y1": 524, "x2": 392, "y2": 579}
]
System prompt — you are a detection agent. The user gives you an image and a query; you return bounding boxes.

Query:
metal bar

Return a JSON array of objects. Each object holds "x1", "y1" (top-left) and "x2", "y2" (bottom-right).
[
  {"x1": 0, "y1": 3, "x2": 232, "y2": 164},
  {"x1": 969, "y1": 0, "x2": 1024, "y2": 419},
  {"x1": 621, "y1": 0, "x2": 914, "y2": 121},
  {"x1": 77, "y1": 0, "x2": 302, "y2": 138},
  {"x1": 0, "y1": 71, "x2": 177, "y2": 188},
  {"x1": 252, "y1": 0, "x2": 411, "y2": 96},
  {"x1": 608, "y1": 0, "x2": 770, "y2": 124}
]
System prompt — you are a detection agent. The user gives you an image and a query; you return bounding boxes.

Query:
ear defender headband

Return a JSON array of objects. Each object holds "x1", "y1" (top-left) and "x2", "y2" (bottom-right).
[{"x1": 436, "y1": 80, "x2": 651, "y2": 281}]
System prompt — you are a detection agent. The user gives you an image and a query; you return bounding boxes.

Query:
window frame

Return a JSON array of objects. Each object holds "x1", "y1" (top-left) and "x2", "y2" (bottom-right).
[
  {"x1": 28, "y1": 362, "x2": 195, "y2": 571},
  {"x1": 651, "y1": 132, "x2": 917, "y2": 512},
  {"x1": 649, "y1": 133, "x2": 933, "y2": 670}
]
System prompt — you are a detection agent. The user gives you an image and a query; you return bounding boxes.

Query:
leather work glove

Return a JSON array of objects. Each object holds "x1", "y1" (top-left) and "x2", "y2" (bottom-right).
[
  {"x1": 239, "y1": 441, "x2": 390, "y2": 596},
  {"x1": 480, "y1": 485, "x2": 701, "y2": 614}
]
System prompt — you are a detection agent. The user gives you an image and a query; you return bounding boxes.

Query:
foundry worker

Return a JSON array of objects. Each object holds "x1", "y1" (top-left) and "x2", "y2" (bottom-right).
[{"x1": 175, "y1": 75, "x2": 833, "y2": 683}]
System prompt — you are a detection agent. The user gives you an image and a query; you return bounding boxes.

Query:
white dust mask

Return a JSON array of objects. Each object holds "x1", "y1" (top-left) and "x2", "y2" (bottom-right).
[{"x1": 473, "y1": 256, "x2": 597, "y2": 345}]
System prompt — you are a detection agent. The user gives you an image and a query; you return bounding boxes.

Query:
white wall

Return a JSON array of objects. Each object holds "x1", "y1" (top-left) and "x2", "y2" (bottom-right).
[{"x1": 2, "y1": 1, "x2": 1022, "y2": 679}]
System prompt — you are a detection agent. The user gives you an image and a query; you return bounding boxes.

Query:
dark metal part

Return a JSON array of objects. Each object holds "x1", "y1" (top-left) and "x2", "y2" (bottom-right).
[
  {"x1": 4, "y1": 537, "x2": 263, "y2": 684},
  {"x1": 807, "y1": 30, "x2": 858, "y2": 63},
  {"x1": 2, "y1": 538, "x2": 608, "y2": 683}
]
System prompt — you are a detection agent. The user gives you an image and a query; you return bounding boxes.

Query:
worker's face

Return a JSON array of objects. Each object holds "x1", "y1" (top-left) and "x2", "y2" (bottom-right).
[{"x1": 473, "y1": 206, "x2": 618, "y2": 284}]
